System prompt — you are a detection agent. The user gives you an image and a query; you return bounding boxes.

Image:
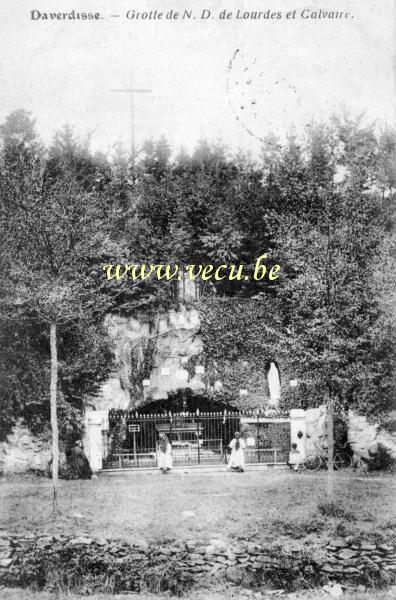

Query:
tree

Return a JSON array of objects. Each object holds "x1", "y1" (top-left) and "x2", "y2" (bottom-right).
[
  {"x1": 272, "y1": 120, "x2": 395, "y2": 492},
  {"x1": 194, "y1": 120, "x2": 394, "y2": 494},
  {"x1": 1, "y1": 110, "x2": 394, "y2": 498},
  {"x1": 0, "y1": 114, "x2": 112, "y2": 507},
  {"x1": 2, "y1": 197, "x2": 109, "y2": 509}
]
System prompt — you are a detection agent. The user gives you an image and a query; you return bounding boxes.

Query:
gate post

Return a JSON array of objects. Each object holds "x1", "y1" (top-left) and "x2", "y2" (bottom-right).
[
  {"x1": 257, "y1": 413, "x2": 261, "y2": 463},
  {"x1": 222, "y1": 410, "x2": 226, "y2": 463},
  {"x1": 289, "y1": 409, "x2": 306, "y2": 460},
  {"x1": 84, "y1": 411, "x2": 106, "y2": 473},
  {"x1": 169, "y1": 411, "x2": 173, "y2": 457},
  {"x1": 196, "y1": 409, "x2": 201, "y2": 464}
]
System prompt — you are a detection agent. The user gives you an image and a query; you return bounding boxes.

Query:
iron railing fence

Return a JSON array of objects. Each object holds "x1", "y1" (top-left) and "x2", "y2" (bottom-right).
[{"x1": 103, "y1": 409, "x2": 290, "y2": 470}]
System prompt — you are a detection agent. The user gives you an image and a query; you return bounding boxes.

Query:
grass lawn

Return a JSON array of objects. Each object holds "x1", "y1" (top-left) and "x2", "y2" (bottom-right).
[{"x1": 1, "y1": 469, "x2": 395, "y2": 546}]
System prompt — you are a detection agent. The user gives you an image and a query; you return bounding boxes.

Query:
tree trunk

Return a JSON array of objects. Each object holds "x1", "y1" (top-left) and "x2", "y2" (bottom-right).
[
  {"x1": 50, "y1": 322, "x2": 59, "y2": 512},
  {"x1": 327, "y1": 392, "x2": 334, "y2": 498}
]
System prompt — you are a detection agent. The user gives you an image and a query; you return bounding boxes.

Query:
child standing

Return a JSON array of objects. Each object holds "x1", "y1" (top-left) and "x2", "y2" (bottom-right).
[
  {"x1": 288, "y1": 442, "x2": 302, "y2": 473},
  {"x1": 228, "y1": 432, "x2": 246, "y2": 472},
  {"x1": 158, "y1": 433, "x2": 173, "y2": 474}
]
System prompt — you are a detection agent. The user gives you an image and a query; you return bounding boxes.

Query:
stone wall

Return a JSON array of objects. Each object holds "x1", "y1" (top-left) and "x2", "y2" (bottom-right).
[
  {"x1": 0, "y1": 532, "x2": 395, "y2": 593},
  {"x1": 0, "y1": 420, "x2": 51, "y2": 475}
]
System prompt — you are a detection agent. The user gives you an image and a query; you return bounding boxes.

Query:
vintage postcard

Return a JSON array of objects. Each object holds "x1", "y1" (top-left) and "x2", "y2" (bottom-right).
[{"x1": 0, "y1": 1, "x2": 395, "y2": 599}]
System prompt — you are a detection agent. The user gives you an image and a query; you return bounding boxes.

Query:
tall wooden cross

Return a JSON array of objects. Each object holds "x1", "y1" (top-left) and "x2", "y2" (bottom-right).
[{"x1": 111, "y1": 73, "x2": 152, "y2": 160}]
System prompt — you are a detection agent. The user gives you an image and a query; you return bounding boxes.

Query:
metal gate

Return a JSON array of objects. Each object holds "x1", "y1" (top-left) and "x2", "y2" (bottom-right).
[{"x1": 102, "y1": 409, "x2": 290, "y2": 470}]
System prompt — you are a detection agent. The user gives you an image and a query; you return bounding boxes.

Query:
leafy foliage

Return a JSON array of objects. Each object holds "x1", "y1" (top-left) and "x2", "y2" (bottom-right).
[
  {"x1": 0, "y1": 111, "x2": 114, "y2": 445},
  {"x1": 364, "y1": 443, "x2": 396, "y2": 472},
  {"x1": 0, "y1": 108, "x2": 394, "y2": 440},
  {"x1": 197, "y1": 121, "x2": 395, "y2": 415}
]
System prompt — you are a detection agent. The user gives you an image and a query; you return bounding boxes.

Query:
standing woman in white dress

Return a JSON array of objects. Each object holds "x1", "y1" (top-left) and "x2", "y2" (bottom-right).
[
  {"x1": 228, "y1": 432, "x2": 246, "y2": 472},
  {"x1": 158, "y1": 433, "x2": 173, "y2": 474}
]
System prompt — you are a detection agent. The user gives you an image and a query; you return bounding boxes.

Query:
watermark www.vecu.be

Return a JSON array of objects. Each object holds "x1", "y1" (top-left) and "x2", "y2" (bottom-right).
[{"x1": 102, "y1": 254, "x2": 281, "y2": 282}]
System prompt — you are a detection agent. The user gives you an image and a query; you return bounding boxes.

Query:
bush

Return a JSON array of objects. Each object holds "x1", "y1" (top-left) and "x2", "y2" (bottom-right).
[
  {"x1": 142, "y1": 560, "x2": 194, "y2": 596},
  {"x1": 271, "y1": 516, "x2": 325, "y2": 538},
  {"x1": 365, "y1": 443, "x2": 396, "y2": 472},
  {"x1": 317, "y1": 501, "x2": 356, "y2": 521}
]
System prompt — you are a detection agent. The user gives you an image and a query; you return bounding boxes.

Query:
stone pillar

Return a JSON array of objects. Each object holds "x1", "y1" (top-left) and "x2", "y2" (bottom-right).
[
  {"x1": 289, "y1": 409, "x2": 306, "y2": 459},
  {"x1": 84, "y1": 411, "x2": 106, "y2": 473}
]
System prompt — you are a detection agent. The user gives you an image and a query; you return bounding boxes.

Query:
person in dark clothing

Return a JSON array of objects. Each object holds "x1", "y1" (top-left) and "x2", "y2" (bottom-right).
[
  {"x1": 288, "y1": 442, "x2": 302, "y2": 473},
  {"x1": 67, "y1": 440, "x2": 92, "y2": 480}
]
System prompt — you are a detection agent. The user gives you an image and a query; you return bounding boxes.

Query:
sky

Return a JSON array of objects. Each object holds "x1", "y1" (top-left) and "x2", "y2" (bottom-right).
[{"x1": 0, "y1": 0, "x2": 394, "y2": 157}]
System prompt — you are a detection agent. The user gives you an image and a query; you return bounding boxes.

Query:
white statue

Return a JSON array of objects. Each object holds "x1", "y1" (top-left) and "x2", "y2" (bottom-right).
[{"x1": 268, "y1": 362, "x2": 281, "y2": 406}]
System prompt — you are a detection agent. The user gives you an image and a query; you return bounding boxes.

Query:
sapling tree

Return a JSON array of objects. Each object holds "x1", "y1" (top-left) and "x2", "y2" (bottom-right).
[
  {"x1": 272, "y1": 120, "x2": 395, "y2": 493},
  {"x1": 0, "y1": 112, "x2": 156, "y2": 509},
  {"x1": 4, "y1": 209, "x2": 104, "y2": 508},
  {"x1": 0, "y1": 121, "x2": 110, "y2": 508}
]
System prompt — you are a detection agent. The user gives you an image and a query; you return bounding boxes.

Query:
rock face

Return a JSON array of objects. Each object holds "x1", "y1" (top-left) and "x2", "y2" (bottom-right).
[
  {"x1": 348, "y1": 411, "x2": 396, "y2": 460},
  {"x1": 0, "y1": 420, "x2": 51, "y2": 474},
  {"x1": 2, "y1": 301, "x2": 395, "y2": 473},
  {"x1": 305, "y1": 406, "x2": 396, "y2": 462},
  {"x1": 94, "y1": 306, "x2": 204, "y2": 410},
  {"x1": 305, "y1": 406, "x2": 327, "y2": 456}
]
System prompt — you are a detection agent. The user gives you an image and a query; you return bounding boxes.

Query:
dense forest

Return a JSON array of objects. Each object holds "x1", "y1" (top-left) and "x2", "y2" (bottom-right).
[{"x1": 0, "y1": 109, "x2": 395, "y2": 443}]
